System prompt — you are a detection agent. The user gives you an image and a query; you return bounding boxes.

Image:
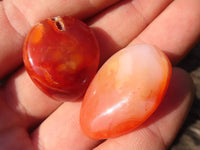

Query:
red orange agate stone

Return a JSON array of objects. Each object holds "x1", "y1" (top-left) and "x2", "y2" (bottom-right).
[
  {"x1": 23, "y1": 16, "x2": 100, "y2": 101},
  {"x1": 80, "y1": 44, "x2": 172, "y2": 139}
]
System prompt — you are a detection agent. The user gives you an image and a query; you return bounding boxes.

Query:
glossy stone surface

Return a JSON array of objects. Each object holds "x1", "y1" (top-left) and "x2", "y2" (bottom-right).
[
  {"x1": 80, "y1": 44, "x2": 172, "y2": 139},
  {"x1": 23, "y1": 16, "x2": 100, "y2": 101}
]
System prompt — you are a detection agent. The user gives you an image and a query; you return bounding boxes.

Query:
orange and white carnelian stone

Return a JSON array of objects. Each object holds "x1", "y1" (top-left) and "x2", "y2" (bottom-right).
[{"x1": 80, "y1": 44, "x2": 172, "y2": 139}]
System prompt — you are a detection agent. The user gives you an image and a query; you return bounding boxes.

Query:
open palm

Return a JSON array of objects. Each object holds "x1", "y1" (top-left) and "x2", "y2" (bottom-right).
[{"x1": 0, "y1": 0, "x2": 199, "y2": 149}]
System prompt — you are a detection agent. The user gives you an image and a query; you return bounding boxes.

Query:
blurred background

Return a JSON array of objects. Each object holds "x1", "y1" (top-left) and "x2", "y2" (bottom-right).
[{"x1": 170, "y1": 42, "x2": 200, "y2": 150}]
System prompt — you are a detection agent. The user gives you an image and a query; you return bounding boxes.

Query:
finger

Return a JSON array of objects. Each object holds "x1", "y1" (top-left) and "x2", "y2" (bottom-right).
[
  {"x1": 4, "y1": 0, "x2": 122, "y2": 26},
  {"x1": 3, "y1": 68, "x2": 62, "y2": 128},
  {"x1": 31, "y1": 102, "x2": 102, "y2": 150},
  {"x1": 0, "y1": 127, "x2": 34, "y2": 150},
  {"x1": 94, "y1": 68, "x2": 194, "y2": 150},
  {"x1": 130, "y1": 0, "x2": 200, "y2": 64},
  {"x1": 0, "y1": 2, "x2": 24, "y2": 79},
  {"x1": 0, "y1": 0, "x2": 120, "y2": 79},
  {"x1": 89, "y1": 0, "x2": 173, "y2": 64},
  {"x1": 89, "y1": 0, "x2": 200, "y2": 65}
]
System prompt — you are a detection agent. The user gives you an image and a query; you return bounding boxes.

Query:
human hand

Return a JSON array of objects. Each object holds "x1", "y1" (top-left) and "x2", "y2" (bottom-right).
[{"x1": 0, "y1": 0, "x2": 199, "y2": 149}]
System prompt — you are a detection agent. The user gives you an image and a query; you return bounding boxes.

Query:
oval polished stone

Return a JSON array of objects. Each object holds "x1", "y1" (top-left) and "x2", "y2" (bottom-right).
[
  {"x1": 80, "y1": 44, "x2": 172, "y2": 139},
  {"x1": 23, "y1": 16, "x2": 100, "y2": 101}
]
